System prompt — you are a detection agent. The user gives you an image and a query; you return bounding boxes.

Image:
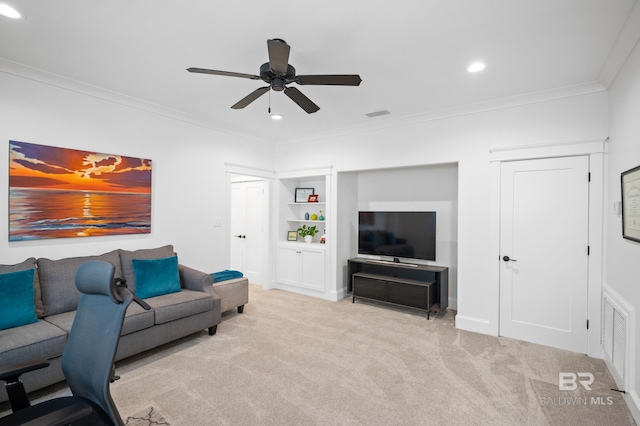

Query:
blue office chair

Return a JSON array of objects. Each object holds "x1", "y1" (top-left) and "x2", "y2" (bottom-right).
[{"x1": 0, "y1": 260, "x2": 133, "y2": 426}]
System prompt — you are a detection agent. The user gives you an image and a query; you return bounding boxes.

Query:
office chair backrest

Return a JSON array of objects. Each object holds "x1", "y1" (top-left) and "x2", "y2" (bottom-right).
[{"x1": 61, "y1": 260, "x2": 133, "y2": 426}]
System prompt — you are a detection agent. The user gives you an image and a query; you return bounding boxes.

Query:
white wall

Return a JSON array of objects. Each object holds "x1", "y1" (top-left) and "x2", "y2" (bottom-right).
[
  {"x1": 275, "y1": 90, "x2": 609, "y2": 337},
  {"x1": 607, "y1": 37, "x2": 640, "y2": 417},
  {"x1": 0, "y1": 67, "x2": 275, "y2": 273}
]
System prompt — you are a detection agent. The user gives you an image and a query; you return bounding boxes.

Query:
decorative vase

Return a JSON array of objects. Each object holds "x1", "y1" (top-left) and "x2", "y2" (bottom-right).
[
  {"x1": 305, "y1": 212, "x2": 310, "y2": 220},
  {"x1": 311, "y1": 213, "x2": 318, "y2": 220},
  {"x1": 304, "y1": 235, "x2": 313, "y2": 243},
  {"x1": 319, "y1": 210, "x2": 324, "y2": 221}
]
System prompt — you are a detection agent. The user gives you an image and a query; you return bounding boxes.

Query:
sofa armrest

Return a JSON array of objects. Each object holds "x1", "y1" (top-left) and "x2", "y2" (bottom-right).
[
  {"x1": 178, "y1": 264, "x2": 221, "y2": 326},
  {"x1": 178, "y1": 264, "x2": 213, "y2": 292}
]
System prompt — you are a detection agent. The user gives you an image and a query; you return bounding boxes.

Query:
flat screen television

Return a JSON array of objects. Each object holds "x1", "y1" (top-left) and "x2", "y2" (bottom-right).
[{"x1": 358, "y1": 211, "x2": 436, "y2": 261}]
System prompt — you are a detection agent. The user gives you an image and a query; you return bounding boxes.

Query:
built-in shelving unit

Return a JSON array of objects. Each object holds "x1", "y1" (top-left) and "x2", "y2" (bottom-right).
[{"x1": 274, "y1": 168, "x2": 332, "y2": 296}]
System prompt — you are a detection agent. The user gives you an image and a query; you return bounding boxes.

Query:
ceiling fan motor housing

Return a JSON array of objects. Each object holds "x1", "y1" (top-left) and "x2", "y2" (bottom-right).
[{"x1": 260, "y1": 62, "x2": 296, "y2": 91}]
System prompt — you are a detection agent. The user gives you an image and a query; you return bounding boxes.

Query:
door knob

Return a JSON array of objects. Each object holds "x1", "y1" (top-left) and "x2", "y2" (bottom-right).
[
  {"x1": 235, "y1": 235, "x2": 246, "y2": 239},
  {"x1": 502, "y1": 256, "x2": 517, "y2": 262}
]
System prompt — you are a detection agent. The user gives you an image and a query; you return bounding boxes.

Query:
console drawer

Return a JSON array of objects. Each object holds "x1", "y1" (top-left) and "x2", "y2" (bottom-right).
[{"x1": 353, "y1": 274, "x2": 386, "y2": 301}]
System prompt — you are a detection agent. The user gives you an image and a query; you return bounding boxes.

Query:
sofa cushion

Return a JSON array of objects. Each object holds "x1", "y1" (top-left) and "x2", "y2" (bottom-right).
[
  {"x1": 133, "y1": 255, "x2": 181, "y2": 299},
  {"x1": 121, "y1": 303, "x2": 155, "y2": 336},
  {"x1": 37, "y1": 249, "x2": 123, "y2": 316},
  {"x1": 0, "y1": 257, "x2": 44, "y2": 318},
  {"x1": 120, "y1": 245, "x2": 175, "y2": 294},
  {"x1": 44, "y1": 305, "x2": 155, "y2": 337},
  {"x1": 0, "y1": 320, "x2": 67, "y2": 365},
  {"x1": 44, "y1": 311, "x2": 75, "y2": 333},
  {"x1": 0, "y1": 269, "x2": 39, "y2": 330},
  {"x1": 143, "y1": 289, "x2": 212, "y2": 325}
]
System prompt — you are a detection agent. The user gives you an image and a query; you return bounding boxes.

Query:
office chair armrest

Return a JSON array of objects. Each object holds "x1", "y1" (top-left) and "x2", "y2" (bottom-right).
[
  {"x1": 0, "y1": 359, "x2": 50, "y2": 412},
  {"x1": 0, "y1": 359, "x2": 50, "y2": 383}
]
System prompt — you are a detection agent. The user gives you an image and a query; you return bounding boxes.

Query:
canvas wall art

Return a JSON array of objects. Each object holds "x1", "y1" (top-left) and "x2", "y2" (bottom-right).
[{"x1": 9, "y1": 141, "x2": 152, "y2": 241}]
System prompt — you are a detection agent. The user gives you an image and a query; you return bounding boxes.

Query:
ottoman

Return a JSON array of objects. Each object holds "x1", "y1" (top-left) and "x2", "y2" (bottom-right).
[{"x1": 212, "y1": 277, "x2": 249, "y2": 314}]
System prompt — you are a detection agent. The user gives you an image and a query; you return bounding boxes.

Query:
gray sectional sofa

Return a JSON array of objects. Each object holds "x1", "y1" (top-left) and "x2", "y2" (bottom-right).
[{"x1": 0, "y1": 245, "x2": 226, "y2": 403}]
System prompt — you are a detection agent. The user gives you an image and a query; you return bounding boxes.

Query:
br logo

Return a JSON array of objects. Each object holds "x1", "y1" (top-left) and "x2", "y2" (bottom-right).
[{"x1": 559, "y1": 373, "x2": 594, "y2": 391}]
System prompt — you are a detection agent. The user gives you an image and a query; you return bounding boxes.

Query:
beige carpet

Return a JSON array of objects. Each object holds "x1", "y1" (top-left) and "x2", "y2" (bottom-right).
[
  {"x1": 124, "y1": 406, "x2": 170, "y2": 425},
  {"x1": 2, "y1": 284, "x2": 636, "y2": 425}
]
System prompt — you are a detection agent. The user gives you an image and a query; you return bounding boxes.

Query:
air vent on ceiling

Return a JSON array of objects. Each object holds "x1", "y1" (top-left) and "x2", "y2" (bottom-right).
[{"x1": 365, "y1": 110, "x2": 390, "y2": 118}]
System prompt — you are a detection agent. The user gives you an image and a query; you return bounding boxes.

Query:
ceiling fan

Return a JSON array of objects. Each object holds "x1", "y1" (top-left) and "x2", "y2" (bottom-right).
[{"x1": 187, "y1": 38, "x2": 362, "y2": 114}]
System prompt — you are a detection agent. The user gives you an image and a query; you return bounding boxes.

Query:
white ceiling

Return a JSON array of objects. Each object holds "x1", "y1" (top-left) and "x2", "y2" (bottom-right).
[{"x1": 1, "y1": 0, "x2": 638, "y2": 144}]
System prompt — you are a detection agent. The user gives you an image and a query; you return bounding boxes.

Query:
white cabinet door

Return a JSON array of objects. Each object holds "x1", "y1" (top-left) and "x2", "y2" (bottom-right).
[
  {"x1": 300, "y1": 248, "x2": 325, "y2": 291},
  {"x1": 276, "y1": 244, "x2": 325, "y2": 291},
  {"x1": 276, "y1": 246, "x2": 300, "y2": 286}
]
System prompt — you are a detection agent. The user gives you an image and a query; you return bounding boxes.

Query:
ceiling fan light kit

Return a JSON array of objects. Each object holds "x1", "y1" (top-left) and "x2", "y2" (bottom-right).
[{"x1": 188, "y1": 38, "x2": 361, "y2": 114}]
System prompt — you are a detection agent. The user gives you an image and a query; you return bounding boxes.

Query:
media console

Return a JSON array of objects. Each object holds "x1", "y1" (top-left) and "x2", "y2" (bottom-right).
[{"x1": 347, "y1": 258, "x2": 448, "y2": 318}]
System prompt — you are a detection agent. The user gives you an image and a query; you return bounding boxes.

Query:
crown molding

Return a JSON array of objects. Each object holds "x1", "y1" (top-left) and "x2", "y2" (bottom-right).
[{"x1": 0, "y1": 58, "x2": 272, "y2": 145}]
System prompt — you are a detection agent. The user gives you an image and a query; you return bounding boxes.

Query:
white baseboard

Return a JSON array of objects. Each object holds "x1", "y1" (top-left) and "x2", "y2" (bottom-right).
[
  {"x1": 455, "y1": 314, "x2": 498, "y2": 336},
  {"x1": 625, "y1": 389, "x2": 640, "y2": 425},
  {"x1": 272, "y1": 283, "x2": 343, "y2": 302}
]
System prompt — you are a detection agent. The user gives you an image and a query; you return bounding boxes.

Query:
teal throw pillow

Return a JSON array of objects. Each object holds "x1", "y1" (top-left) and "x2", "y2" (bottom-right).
[
  {"x1": 0, "y1": 269, "x2": 39, "y2": 330},
  {"x1": 132, "y1": 255, "x2": 182, "y2": 299}
]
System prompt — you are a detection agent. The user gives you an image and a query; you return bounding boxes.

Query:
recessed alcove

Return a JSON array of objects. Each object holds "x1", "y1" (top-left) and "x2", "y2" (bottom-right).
[{"x1": 336, "y1": 163, "x2": 458, "y2": 309}]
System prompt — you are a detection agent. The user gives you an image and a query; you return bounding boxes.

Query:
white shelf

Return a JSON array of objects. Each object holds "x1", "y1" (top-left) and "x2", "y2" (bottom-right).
[
  {"x1": 288, "y1": 202, "x2": 326, "y2": 205},
  {"x1": 287, "y1": 219, "x2": 326, "y2": 223}
]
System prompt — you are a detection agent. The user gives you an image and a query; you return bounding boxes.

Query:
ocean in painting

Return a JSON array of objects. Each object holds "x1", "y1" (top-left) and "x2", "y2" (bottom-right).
[{"x1": 9, "y1": 188, "x2": 151, "y2": 241}]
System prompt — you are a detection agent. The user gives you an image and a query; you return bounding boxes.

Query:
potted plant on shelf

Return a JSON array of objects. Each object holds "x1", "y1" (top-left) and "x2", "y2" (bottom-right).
[{"x1": 297, "y1": 224, "x2": 319, "y2": 243}]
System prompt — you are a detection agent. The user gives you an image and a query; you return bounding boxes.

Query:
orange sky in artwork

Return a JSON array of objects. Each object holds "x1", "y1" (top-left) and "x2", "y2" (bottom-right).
[{"x1": 9, "y1": 141, "x2": 152, "y2": 194}]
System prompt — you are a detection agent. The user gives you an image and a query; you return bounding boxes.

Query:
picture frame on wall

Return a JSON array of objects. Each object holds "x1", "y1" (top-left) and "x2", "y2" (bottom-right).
[
  {"x1": 295, "y1": 187, "x2": 314, "y2": 203},
  {"x1": 8, "y1": 140, "x2": 152, "y2": 241},
  {"x1": 621, "y1": 164, "x2": 640, "y2": 243},
  {"x1": 287, "y1": 231, "x2": 298, "y2": 241}
]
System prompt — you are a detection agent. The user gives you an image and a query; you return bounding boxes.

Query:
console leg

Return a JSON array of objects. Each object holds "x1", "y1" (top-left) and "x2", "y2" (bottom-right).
[
  {"x1": 208, "y1": 325, "x2": 217, "y2": 335},
  {"x1": 352, "y1": 296, "x2": 355, "y2": 303},
  {"x1": 237, "y1": 305, "x2": 244, "y2": 314}
]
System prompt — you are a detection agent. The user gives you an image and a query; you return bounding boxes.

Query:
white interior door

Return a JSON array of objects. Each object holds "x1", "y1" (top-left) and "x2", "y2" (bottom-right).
[
  {"x1": 230, "y1": 179, "x2": 264, "y2": 284},
  {"x1": 499, "y1": 156, "x2": 589, "y2": 353}
]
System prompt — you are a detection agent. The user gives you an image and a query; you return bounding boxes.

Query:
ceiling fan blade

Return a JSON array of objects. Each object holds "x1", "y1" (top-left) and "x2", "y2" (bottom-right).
[
  {"x1": 267, "y1": 39, "x2": 290, "y2": 75},
  {"x1": 231, "y1": 87, "x2": 270, "y2": 109},
  {"x1": 187, "y1": 68, "x2": 260, "y2": 80},
  {"x1": 284, "y1": 87, "x2": 320, "y2": 114},
  {"x1": 295, "y1": 74, "x2": 362, "y2": 86}
]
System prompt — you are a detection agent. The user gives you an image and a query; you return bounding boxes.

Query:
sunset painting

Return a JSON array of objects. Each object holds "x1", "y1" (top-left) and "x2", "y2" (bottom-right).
[{"x1": 9, "y1": 141, "x2": 152, "y2": 241}]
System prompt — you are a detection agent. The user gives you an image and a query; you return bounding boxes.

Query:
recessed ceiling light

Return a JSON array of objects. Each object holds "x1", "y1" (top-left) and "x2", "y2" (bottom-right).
[
  {"x1": 0, "y1": 3, "x2": 23, "y2": 19},
  {"x1": 467, "y1": 62, "x2": 486, "y2": 73},
  {"x1": 270, "y1": 114, "x2": 283, "y2": 120}
]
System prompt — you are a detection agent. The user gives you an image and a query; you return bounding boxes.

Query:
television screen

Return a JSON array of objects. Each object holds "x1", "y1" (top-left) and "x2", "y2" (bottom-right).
[{"x1": 358, "y1": 211, "x2": 436, "y2": 261}]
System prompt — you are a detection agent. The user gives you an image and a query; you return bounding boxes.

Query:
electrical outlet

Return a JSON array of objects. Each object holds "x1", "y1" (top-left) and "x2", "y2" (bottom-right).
[{"x1": 213, "y1": 218, "x2": 223, "y2": 227}]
